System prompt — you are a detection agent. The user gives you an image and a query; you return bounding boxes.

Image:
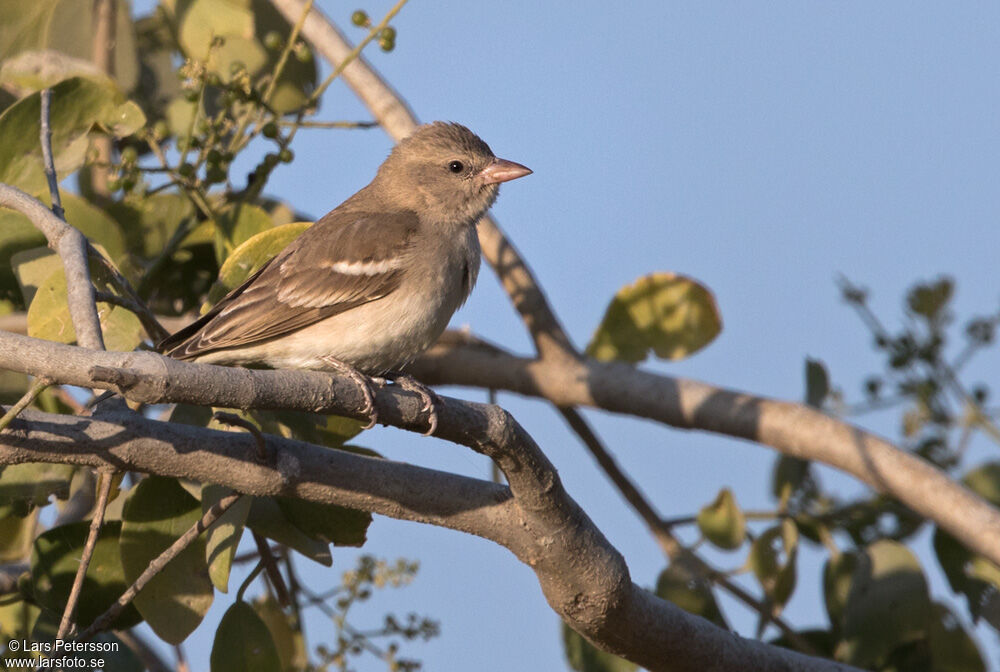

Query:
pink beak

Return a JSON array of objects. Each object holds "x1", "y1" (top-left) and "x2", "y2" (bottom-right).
[{"x1": 479, "y1": 157, "x2": 532, "y2": 184}]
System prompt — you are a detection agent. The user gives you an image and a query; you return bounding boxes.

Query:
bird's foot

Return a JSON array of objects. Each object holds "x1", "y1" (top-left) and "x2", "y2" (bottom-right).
[
  {"x1": 386, "y1": 372, "x2": 440, "y2": 436},
  {"x1": 321, "y1": 356, "x2": 378, "y2": 429}
]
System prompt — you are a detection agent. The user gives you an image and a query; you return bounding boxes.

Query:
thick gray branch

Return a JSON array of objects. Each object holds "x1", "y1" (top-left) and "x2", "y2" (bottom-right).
[
  {"x1": 0, "y1": 332, "x2": 855, "y2": 671},
  {"x1": 406, "y1": 336, "x2": 1000, "y2": 568},
  {"x1": 0, "y1": 184, "x2": 104, "y2": 350}
]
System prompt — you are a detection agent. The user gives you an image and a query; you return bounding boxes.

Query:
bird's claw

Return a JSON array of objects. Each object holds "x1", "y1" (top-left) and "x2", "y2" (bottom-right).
[
  {"x1": 321, "y1": 356, "x2": 378, "y2": 429},
  {"x1": 389, "y1": 373, "x2": 440, "y2": 436}
]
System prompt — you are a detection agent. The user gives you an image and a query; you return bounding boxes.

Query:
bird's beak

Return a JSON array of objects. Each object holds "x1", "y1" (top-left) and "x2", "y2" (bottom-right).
[{"x1": 479, "y1": 158, "x2": 532, "y2": 184}]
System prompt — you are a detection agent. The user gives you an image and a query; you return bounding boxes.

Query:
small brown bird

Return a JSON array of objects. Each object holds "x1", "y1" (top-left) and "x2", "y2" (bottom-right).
[{"x1": 158, "y1": 122, "x2": 531, "y2": 433}]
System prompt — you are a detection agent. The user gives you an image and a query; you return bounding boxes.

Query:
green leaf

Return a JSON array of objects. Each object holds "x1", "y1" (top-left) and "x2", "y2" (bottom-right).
[
  {"x1": 770, "y1": 455, "x2": 816, "y2": 503},
  {"x1": 907, "y1": 276, "x2": 953, "y2": 321},
  {"x1": 108, "y1": 192, "x2": 197, "y2": 259},
  {"x1": 0, "y1": 0, "x2": 139, "y2": 92},
  {"x1": 275, "y1": 496, "x2": 371, "y2": 547},
  {"x1": 0, "y1": 598, "x2": 39, "y2": 650},
  {"x1": 749, "y1": 519, "x2": 798, "y2": 609},
  {"x1": 928, "y1": 602, "x2": 985, "y2": 672},
  {"x1": 211, "y1": 601, "x2": 282, "y2": 672},
  {"x1": 562, "y1": 621, "x2": 637, "y2": 672},
  {"x1": 0, "y1": 505, "x2": 37, "y2": 562},
  {"x1": 132, "y1": 13, "x2": 183, "y2": 124},
  {"x1": 823, "y1": 552, "x2": 858, "y2": 634},
  {"x1": 962, "y1": 461, "x2": 1000, "y2": 505},
  {"x1": 804, "y1": 358, "x2": 829, "y2": 408},
  {"x1": 254, "y1": 596, "x2": 308, "y2": 672},
  {"x1": 932, "y1": 462, "x2": 1000, "y2": 629},
  {"x1": 0, "y1": 369, "x2": 31, "y2": 404},
  {"x1": 205, "y1": 220, "x2": 310, "y2": 307},
  {"x1": 654, "y1": 562, "x2": 729, "y2": 630},
  {"x1": 253, "y1": 409, "x2": 364, "y2": 449},
  {"x1": 19, "y1": 247, "x2": 143, "y2": 351},
  {"x1": 0, "y1": 77, "x2": 145, "y2": 196},
  {"x1": 0, "y1": 49, "x2": 113, "y2": 95},
  {"x1": 166, "y1": 95, "x2": 201, "y2": 139},
  {"x1": 586, "y1": 272, "x2": 722, "y2": 363},
  {"x1": 203, "y1": 484, "x2": 250, "y2": 593},
  {"x1": 30, "y1": 520, "x2": 142, "y2": 629},
  {"x1": 837, "y1": 539, "x2": 931, "y2": 667},
  {"x1": 2, "y1": 193, "x2": 126, "y2": 302},
  {"x1": 0, "y1": 463, "x2": 75, "y2": 507},
  {"x1": 63, "y1": 194, "x2": 128, "y2": 262},
  {"x1": 245, "y1": 496, "x2": 332, "y2": 566},
  {"x1": 696, "y1": 488, "x2": 745, "y2": 550},
  {"x1": 216, "y1": 203, "x2": 274, "y2": 262},
  {"x1": 121, "y1": 476, "x2": 214, "y2": 644}
]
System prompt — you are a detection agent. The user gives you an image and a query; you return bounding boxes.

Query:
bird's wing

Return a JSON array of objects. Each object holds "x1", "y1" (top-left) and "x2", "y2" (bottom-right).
[{"x1": 158, "y1": 210, "x2": 419, "y2": 360}]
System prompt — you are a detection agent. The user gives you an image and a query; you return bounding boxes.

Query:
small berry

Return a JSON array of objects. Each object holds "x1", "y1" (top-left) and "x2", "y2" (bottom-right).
[
  {"x1": 120, "y1": 146, "x2": 138, "y2": 164},
  {"x1": 152, "y1": 120, "x2": 169, "y2": 140},
  {"x1": 262, "y1": 122, "x2": 279, "y2": 139},
  {"x1": 206, "y1": 165, "x2": 227, "y2": 184},
  {"x1": 206, "y1": 149, "x2": 223, "y2": 165},
  {"x1": 263, "y1": 31, "x2": 283, "y2": 51},
  {"x1": 278, "y1": 148, "x2": 294, "y2": 163},
  {"x1": 351, "y1": 10, "x2": 368, "y2": 26},
  {"x1": 178, "y1": 163, "x2": 195, "y2": 178},
  {"x1": 294, "y1": 42, "x2": 311, "y2": 62}
]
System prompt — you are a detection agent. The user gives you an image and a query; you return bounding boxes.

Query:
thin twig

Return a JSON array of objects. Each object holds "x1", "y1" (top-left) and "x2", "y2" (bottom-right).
[
  {"x1": 90, "y1": 0, "x2": 116, "y2": 198},
  {"x1": 262, "y1": 0, "x2": 313, "y2": 107},
  {"x1": 39, "y1": 89, "x2": 64, "y2": 219},
  {"x1": 278, "y1": 119, "x2": 378, "y2": 129},
  {"x1": 0, "y1": 378, "x2": 51, "y2": 432},
  {"x1": 236, "y1": 559, "x2": 266, "y2": 603},
  {"x1": 213, "y1": 411, "x2": 269, "y2": 462},
  {"x1": 252, "y1": 531, "x2": 291, "y2": 607},
  {"x1": 310, "y1": 0, "x2": 409, "y2": 106},
  {"x1": 77, "y1": 492, "x2": 243, "y2": 641},
  {"x1": 57, "y1": 471, "x2": 115, "y2": 638},
  {"x1": 94, "y1": 290, "x2": 170, "y2": 343},
  {"x1": 25, "y1": 101, "x2": 106, "y2": 349},
  {"x1": 175, "y1": 644, "x2": 190, "y2": 672}
]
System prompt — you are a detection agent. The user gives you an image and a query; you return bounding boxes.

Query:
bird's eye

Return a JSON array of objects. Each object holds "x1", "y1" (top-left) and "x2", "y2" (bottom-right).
[{"x1": 447, "y1": 160, "x2": 465, "y2": 174}]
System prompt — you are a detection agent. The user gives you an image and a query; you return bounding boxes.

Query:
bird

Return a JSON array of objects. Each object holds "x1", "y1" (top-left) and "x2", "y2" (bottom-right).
[{"x1": 158, "y1": 122, "x2": 532, "y2": 434}]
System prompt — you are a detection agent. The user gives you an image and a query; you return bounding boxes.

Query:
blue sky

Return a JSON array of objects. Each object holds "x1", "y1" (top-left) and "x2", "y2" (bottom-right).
[{"x1": 127, "y1": 1, "x2": 1000, "y2": 668}]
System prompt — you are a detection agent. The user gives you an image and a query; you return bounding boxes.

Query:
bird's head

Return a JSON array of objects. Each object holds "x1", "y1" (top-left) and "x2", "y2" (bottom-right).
[{"x1": 376, "y1": 122, "x2": 531, "y2": 225}]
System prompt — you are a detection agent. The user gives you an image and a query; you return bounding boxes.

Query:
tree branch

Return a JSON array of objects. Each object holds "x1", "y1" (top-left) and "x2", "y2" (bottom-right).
[
  {"x1": 560, "y1": 407, "x2": 819, "y2": 656},
  {"x1": 39, "y1": 88, "x2": 65, "y2": 219},
  {"x1": 0, "y1": 185, "x2": 104, "y2": 350},
  {"x1": 57, "y1": 472, "x2": 114, "y2": 638},
  {"x1": 0, "y1": 344, "x2": 856, "y2": 671},
  {"x1": 406, "y1": 335, "x2": 1000, "y2": 568}
]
